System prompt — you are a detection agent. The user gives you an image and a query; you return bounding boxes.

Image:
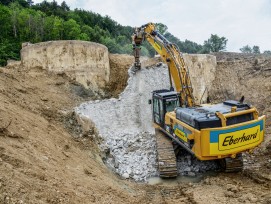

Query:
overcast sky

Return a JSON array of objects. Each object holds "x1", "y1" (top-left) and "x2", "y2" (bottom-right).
[{"x1": 35, "y1": 0, "x2": 271, "y2": 52}]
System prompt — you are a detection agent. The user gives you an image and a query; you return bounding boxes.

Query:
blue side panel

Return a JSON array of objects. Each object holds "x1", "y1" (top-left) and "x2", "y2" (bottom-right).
[{"x1": 209, "y1": 120, "x2": 264, "y2": 143}]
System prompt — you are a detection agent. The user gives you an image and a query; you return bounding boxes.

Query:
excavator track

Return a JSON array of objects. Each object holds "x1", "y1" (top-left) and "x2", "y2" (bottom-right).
[
  {"x1": 155, "y1": 128, "x2": 178, "y2": 178},
  {"x1": 220, "y1": 154, "x2": 244, "y2": 172}
]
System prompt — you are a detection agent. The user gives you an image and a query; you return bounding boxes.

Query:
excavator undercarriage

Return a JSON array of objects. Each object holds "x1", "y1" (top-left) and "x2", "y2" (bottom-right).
[{"x1": 155, "y1": 129, "x2": 245, "y2": 177}]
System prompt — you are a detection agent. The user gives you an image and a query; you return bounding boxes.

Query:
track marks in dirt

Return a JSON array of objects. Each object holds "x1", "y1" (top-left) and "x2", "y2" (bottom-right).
[
  {"x1": 243, "y1": 168, "x2": 271, "y2": 186},
  {"x1": 142, "y1": 184, "x2": 197, "y2": 204}
]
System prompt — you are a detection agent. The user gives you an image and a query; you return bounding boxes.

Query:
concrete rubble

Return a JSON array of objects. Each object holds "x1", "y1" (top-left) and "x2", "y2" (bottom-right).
[
  {"x1": 76, "y1": 65, "x2": 218, "y2": 181},
  {"x1": 76, "y1": 66, "x2": 169, "y2": 181}
]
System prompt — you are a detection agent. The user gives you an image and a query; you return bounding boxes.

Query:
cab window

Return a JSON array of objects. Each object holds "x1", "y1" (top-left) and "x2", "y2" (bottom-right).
[{"x1": 165, "y1": 98, "x2": 179, "y2": 112}]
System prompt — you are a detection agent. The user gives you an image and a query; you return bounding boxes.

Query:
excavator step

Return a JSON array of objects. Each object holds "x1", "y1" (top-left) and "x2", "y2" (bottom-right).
[{"x1": 155, "y1": 128, "x2": 178, "y2": 178}]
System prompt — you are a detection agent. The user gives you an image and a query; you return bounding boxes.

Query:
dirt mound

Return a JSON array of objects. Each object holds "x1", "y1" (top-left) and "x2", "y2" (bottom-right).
[
  {"x1": 183, "y1": 54, "x2": 216, "y2": 103},
  {"x1": 21, "y1": 41, "x2": 110, "y2": 95},
  {"x1": 210, "y1": 52, "x2": 271, "y2": 115},
  {"x1": 0, "y1": 67, "x2": 147, "y2": 203}
]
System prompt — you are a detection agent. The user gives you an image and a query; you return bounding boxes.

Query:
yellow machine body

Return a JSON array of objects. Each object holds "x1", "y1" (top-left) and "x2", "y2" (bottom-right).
[{"x1": 163, "y1": 109, "x2": 265, "y2": 160}]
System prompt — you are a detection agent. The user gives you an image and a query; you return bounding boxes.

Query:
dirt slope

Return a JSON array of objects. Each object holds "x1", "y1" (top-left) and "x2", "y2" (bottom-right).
[{"x1": 0, "y1": 67, "x2": 147, "y2": 203}]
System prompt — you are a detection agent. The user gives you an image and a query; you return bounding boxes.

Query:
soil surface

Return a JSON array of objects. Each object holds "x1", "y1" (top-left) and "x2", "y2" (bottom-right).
[
  {"x1": 0, "y1": 67, "x2": 144, "y2": 203},
  {"x1": 0, "y1": 52, "x2": 270, "y2": 204}
]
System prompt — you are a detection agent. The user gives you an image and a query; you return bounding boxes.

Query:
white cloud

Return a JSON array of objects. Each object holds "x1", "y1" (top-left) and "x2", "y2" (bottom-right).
[{"x1": 34, "y1": 0, "x2": 271, "y2": 52}]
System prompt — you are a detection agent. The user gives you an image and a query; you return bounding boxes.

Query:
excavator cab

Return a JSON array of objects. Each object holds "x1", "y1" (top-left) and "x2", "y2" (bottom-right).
[{"x1": 152, "y1": 90, "x2": 179, "y2": 127}]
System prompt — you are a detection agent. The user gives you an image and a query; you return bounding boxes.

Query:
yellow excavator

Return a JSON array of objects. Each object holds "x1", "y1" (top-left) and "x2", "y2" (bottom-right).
[{"x1": 132, "y1": 23, "x2": 266, "y2": 177}]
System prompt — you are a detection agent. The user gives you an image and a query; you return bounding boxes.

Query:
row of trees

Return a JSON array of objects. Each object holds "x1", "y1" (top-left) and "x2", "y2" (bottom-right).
[
  {"x1": 240, "y1": 45, "x2": 271, "y2": 54},
  {"x1": 3, "y1": 0, "x2": 267, "y2": 66},
  {"x1": 0, "y1": 0, "x2": 135, "y2": 65},
  {"x1": 156, "y1": 23, "x2": 228, "y2": 54}
]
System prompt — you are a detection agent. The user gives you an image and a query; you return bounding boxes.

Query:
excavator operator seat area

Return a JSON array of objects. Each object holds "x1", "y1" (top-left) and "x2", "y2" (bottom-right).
[{"x1": 152, "y1": 90, "x2": 179, "y2": 127}]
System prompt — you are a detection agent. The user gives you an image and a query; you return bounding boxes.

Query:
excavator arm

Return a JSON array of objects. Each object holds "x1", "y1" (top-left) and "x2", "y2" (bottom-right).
[{"x1": 132, "y1": 23, "x2": 195, "y2": 107}]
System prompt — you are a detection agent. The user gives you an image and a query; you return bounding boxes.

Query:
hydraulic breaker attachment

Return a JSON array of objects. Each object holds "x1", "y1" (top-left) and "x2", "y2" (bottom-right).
[
  {"x1": 132, "y1": 27, "x2": 144, "y2": 72},
  {"x1": 133, "y1": 46, "x2": 141, "y2": 71}
]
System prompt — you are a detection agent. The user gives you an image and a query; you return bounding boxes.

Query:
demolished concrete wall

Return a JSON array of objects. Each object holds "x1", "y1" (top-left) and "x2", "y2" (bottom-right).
[{"x1": 21, "y1": 40, "x2": 110, "y2": 93}]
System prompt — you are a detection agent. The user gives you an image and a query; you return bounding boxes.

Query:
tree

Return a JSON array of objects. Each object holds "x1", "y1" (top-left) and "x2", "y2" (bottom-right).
[
  {"x1": 27, "y1": 0, "x2": 33, "y2": 6},
  {"x1": 9, "y1": 2, "x2": 20, "y2": 38},
  {"x1": 15, "y1": 0, "x2": 29, "y2": 7},
  {"x1": 17, "y1": 9, "x2": 32, "y2": 40},
  {"x1": 252, "y1": 45, "x2": 260, "y2": 54},
  {"x1": 240, "y1": 45, "x2": 261, "y2": 54},
  {"x1": 52, "y1": 17, "x2": 64, "y2": 40},
  {"x1": 0, "y1": 39, "x2": 20, "y2": 65},
  {"x1": 0, "y1": 5, "x2": 12, "y2": 39},
  {"x1": 101, "y1": 37, "x2": 120, "y2": 53},
  {"x1": 163, "y1": 32, "x2": 203, "y2": 53},
  {"x1": 202, "y1": 34, "x2": 227, "y2": 53},
  {"x1": 78, "y1": 33, "x2": 89, "y2": 41},
  {"x1": 0, "y1": 0, "x2": 211, "y2": 65},
  {"x1": 180, "y1": 40, "x2": 203, "y2": 53},
  {"x1": 0, "y1": 0, "x2": 13, "y2": 6},
  {"x1": 81, "y1": 25, "x2": 95, "y2": 40},
  {"x1": 140, "y1": 46, "x2": 150, "y2": 57},
  {"x1": 60, "y1": 1, "x2": 69, "y2": 11},
  {"x1": 240, "y1": 45, "x2": 252, "y2": 53},
  {"x1": 263, "y1": 50, "x2": 271, "y2": 55},
  {"x1": 116, "y1": 35, "x2": 128, "y2": 46},
  {"x1": 63, "y1": 19, "x2": 81, "y2": 39}
]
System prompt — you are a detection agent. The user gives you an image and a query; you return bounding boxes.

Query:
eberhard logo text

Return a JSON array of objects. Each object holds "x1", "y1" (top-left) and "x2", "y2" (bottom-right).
[
  {"x1": 218, "y1": 125, "x2": 260, "y2": 151},
  {"x1": 222, "y1": 130, "x2": 258, "y2": 146}
]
